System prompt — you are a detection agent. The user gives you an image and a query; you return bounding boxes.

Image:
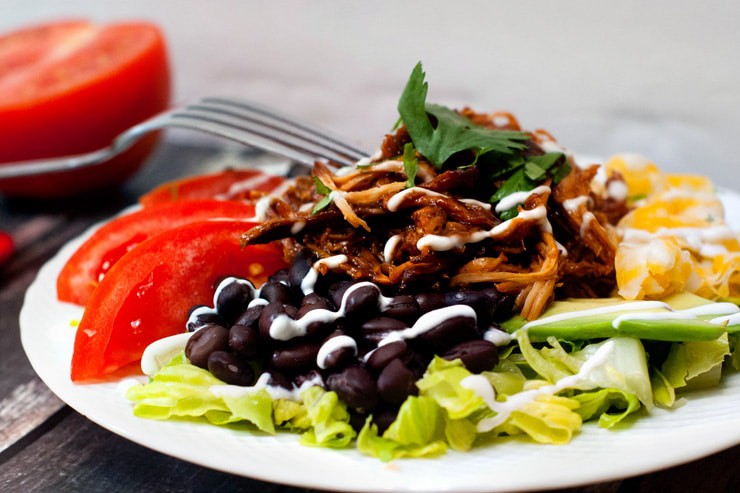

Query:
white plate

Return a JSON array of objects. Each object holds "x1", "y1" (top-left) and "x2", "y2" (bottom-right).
[{"x1": 20, "y1": 190, "x2": 740, "y2": 493}]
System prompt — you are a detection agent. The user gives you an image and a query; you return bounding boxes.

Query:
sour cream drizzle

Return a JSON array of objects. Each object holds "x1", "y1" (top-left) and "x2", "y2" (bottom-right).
[
  {"x1": 494, "y1": 186, "x2": 551, "y2": 213},
  {"x1": 383, "y1": 234, "x2": 402, "y2": 263},
  {"x1": 300, "y1": 255, "x2": 348, "y2": 295},
  {"x1": 416, "y1": 205, "x2": 550, "y2": 252},
  {"x1": 209, "y1": 371, "x2": 324, "y2": 402},
  {"x1": 465, "y1": 340, "x2": 615, "y2": 432},
  {"x1": 316, "y1": 335, "x2": 357, "y2": 369}
]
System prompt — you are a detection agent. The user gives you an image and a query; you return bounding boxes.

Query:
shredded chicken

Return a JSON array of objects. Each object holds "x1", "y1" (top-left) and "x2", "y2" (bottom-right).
[{"x1": 242, "y1": 111, "x2": 627, "y2": 319}]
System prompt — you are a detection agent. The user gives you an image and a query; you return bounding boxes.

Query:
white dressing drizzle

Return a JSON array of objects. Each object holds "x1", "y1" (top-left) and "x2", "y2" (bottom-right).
[
  {"x1": 459, "y1": 198, "x2": 492, "y2": 210},
  {"x1": 316, "y1": 335, "x2": 358, "y2": 369},
  {"x1": 270, "y1": 281, "x2": 394, "y2": 341},
  {"x1": 416, "y1": 205, "x2": 550, "y2": 252},
  {"x1": 383, "y1": 234, "x2": 402, "y2": 263},
  {"x1": 300, "y1": 255, "x2": 348, "y2": 295},
  {"x1": 562, "y1": 195, "x2": 588, "y2": 213},
  {"x1": 521, "y1": 301, "x2": 670, "y2": 329},
  {"x1": 467, "y1": 340, "x2": 615, "y2": 432},
  {"x1": 386, "y1": 187, "x2": 448, "y2": 212},
  {"x1": 580, "y1": 211, "x2": 595, "y2": 238},
  {"x1": 140, "y1": 332, "x2": 194, "y2": 376},
  {"x1": 209, "y1": 372, "x2": 324, "y2": 402},
  {"x1": 376, "y1": 305, "x2": 477, "y2": 347},
  {"x1": 494, "y1": 186, "x2": 551, "y2": 213},
  {"x1": 482, "y1": 328, "x2": 514, "y2": 346},
  {"x1": 710, "y1": 312, "x2": 740, "y2": 327}
]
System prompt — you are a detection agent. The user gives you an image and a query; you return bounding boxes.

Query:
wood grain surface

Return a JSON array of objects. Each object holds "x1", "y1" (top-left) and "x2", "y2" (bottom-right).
[{"x1": 1, "y1": 140, "x2": 738, "y2": 493}]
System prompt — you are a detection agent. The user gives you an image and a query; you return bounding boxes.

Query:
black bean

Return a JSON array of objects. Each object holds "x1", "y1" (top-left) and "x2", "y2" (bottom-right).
[
  {"x1": 271, "y1": 341, "x2": 321, "y2": 372},
  {"x1": 343, "y1": 284, "x2": 380, "y2": 320},
  {"x1": 326, "y1": 366, "x2": 379, "y2": 412},
  {"x1": 229, "y1": 323, "x2": 261, "y2": 358},
  {"x1": 416, "y1": 292, "x2": 446, "y2": 314},
  {"x1": 207, "y1": 351, "x2": 255, "y2": 386},
  {"x1": 259, "y1": 281, "x2": 291, "y2": 305},
  {"x1": 288, "y1": 248, "x2": 314, "y2": 290},
  {"x1": 268, "y1": 268, "x2": 290, "y2": 285},
  {"x1": 377, "y1": 358, "x2": 418, "y2": 405},
  {"x1": 444, "y1": 288, "x2": 492, "y2": 328},
  {"x1": 186, "y1": 305, "x2": 224, "y2": 332},
  {"x1": 185, "y1": 324, "x2": 229, "y2": 368},
  {"x1": 481, "y1": 286, "x2": 516, "y2": 322},
  {"x1": 442, "y1": 340, "x2": 498, "y2": 373},
  {"x1": 416, "y1": 313, "x2": 477, "y2": 350},
  {"x1": 366, "y1": 340, "x2": 408, "y2": 373},
  {"x1": 215, "y1": 278, "x2": 256, "y2": 324},
  {"x1": 361, "y1": 317, "x2": 407, "y2": 344},
  {"x1": 301, "y1": 293, "x2": 333, "y2": 310},
  {"x1": 234, "y1": 304, "x2": 264, "y2": 328},
  {"x1": 371, "y1": 408, "x2": 398, "y2": 435},
  {"x1": 267, "y1": 371, "x2": 293, "y2": 390},
  {"x1": 259, "y1": 302, "x2": 286, "y2": 340},
  {"x1": 329, "y1": 281, "x2": 353, "y2": 308},
  {"x1": 382, "y1": 295, "x2": 419, "y2": 323}
]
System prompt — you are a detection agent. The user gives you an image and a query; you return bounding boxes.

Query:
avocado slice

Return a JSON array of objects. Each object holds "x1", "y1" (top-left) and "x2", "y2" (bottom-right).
[{"x1": 500, "y1": 292, "x2": 733, "y2": 342}]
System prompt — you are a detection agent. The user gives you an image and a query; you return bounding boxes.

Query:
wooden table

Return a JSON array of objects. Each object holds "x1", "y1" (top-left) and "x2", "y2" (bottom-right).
[{"x1": 1, "y1": 140, "x2": 738, "y2": 492}]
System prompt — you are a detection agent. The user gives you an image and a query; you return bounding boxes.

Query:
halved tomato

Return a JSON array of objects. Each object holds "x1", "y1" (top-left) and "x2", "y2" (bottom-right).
[
  {"x1": 57, "y1": 199, "x2": 257, "y2": 306},
  {"x1": 139, "y1": 169, "x2": 285, "y2": 207},
  {"x1": 0, "y1": 20, "x2": 171, "y2": 197},
  {"x1": 70, "y1": 220, "x2": 288, "y2": 381}
]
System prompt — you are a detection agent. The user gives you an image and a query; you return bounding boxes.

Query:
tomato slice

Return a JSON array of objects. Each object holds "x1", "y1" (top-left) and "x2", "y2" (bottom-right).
[
  {"x1": 57, "y1": 199, "x2": 257, "y2": 306},
  {"x1": 139, "y1": 169, "x2": 285, "y2": 207},
  {"x1": 70, "y1": 220, "x2": 288, "y2": 381},
  {"x1": 0, "y1": 20, "x2": 171, "y2": 197}
]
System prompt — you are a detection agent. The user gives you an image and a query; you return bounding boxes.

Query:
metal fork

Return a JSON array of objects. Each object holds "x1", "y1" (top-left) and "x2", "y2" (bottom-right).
[{"x1": 0, "y1": 97, "x2": 370, "y2": 179}]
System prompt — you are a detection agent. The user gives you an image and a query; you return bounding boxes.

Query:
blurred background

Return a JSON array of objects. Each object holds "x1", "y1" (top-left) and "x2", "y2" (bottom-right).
[{"x1": 3, "y1": 0, "x2": 739, "y2": 188}]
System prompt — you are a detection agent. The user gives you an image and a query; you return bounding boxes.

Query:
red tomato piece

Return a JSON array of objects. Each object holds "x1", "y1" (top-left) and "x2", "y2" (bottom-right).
[
  {"x1": 139, "y1": 169, "x2": 285, "y2": 207},
  {"x1": 70, "y1": 220, "x2": 288, "y2": 381},
  {"x1": 0, "y1": 230, "x2": 14, "y2": 264},
  {"x1": 57, "y1": 199, "x2": 257, "y2": 306},
  {"x1": 0, "y1": 20, "x2": 171, "y2": 197}
]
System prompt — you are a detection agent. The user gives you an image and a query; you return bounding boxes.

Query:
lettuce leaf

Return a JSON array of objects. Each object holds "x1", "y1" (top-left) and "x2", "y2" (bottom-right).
[
  {"x1": 571, "y1": 388, "x2": 641, "y2": 428},
  {"x1": 661, "y1": 334, "x2": 729, "y2": 391},
  {"x1": 357, "y1": 396, "x2": 448, "y2": 461},
  {"x1": 126, "y1": 363, "x2": 275, "y2": 433},
  {"x1": 494, "y1": 394, "x2": 582, "y2": 444},
  {"x1": 415, "y1": 357, "x2": 485, "y2": 419},
  {"x1": 298, "y1": 387, "x2": 356, "y2": 448}
]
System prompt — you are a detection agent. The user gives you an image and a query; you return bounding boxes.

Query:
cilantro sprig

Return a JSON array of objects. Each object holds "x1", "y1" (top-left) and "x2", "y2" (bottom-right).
[
  {"x1": 397, "y1": 63, "x2": 530, "y2": 169},
  {"x1": 396, "y1": 62, "x2": 572, "y2": 221}
]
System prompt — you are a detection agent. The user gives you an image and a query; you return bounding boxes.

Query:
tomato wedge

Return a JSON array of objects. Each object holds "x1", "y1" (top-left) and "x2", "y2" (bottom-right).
[
  {"x1": 0, "y1": 20, "x2": 171, "y2": 197},
  {"x1": 139, "y1": 169, "x2": 285, "y2": 207},
  {"x1": 70, "y1": 220, "x2": 288, "y2": 381},
  {"x1": 57, "y1": 199, "x2": 257, "y2": 306}
]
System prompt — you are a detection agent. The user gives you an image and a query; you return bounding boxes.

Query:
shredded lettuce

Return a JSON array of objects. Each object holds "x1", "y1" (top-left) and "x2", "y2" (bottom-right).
[
  {"x1": 571, "y1": 388, "x2": 641, "y2": 428},
  {"x1": 661, "y1": 334, "x2": 729, "y2": 391},
  {"x1": 298, "y1": 386, "x2": 356, "y2": 448},
  {"x1": 415, "y1": 357, "x2": 484, "y2": 419},
  {"x1": 357, "y1": 397, "x2": 448, "y2": 461}
]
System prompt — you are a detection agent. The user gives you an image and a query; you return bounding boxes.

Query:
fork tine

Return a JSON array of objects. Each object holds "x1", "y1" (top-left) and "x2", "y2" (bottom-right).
[
  {"x1": 169, "y1": 105, "x2": 362, "y2": 167},
  {"x1": 164, "y1": 111, "x2": 357, "y2": 167},
  {"x1": 201, "y1": 97, "x2": 368, "y2": 160}
]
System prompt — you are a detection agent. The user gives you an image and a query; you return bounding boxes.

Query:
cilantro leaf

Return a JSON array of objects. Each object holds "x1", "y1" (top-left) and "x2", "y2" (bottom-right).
[
  {"x1": 397, "y1": 63, "x2": 530, "y2": 168},
  {"x1": 524, "y1": 161, "x2": 547, "y2": 181},
  {"x1": 490, "y1": 167, "x2": 536, "y2": 204},
  {"x1": 313, "y1": 176, "x2": 332, "y2": 195},
  {"x1": 403, "y1": 143, "x2": 418, "y2": 188},
  {"x1": 311, "y1": 176, "x2": 334, "y2": 215}
]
